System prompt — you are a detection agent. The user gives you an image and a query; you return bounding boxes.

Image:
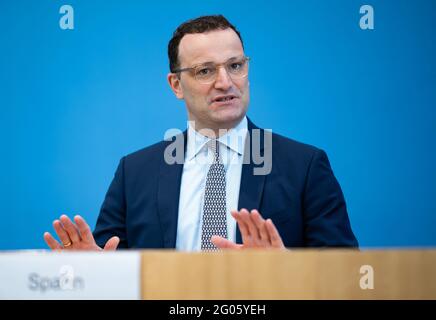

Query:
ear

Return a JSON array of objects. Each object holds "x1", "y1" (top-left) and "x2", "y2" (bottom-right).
[{"x1": 167, "y1": 73, "x2": 184, "y2": 99}]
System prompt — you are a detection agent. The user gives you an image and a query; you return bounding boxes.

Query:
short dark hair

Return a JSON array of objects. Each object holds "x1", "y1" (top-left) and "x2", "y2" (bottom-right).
[{"x1": 168, "y1": 15, "x2": 244, "y2": 73}]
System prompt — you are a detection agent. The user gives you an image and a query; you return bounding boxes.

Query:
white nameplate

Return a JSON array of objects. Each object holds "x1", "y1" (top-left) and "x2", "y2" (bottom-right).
[{"x1": 0, "y1": 250, "x2": 141, "y2": 299}]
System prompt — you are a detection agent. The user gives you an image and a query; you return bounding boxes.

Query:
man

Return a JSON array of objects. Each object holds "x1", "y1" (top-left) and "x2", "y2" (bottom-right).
[{"x1": 43, "y1": 15, "x2": 358, "y2": 251}]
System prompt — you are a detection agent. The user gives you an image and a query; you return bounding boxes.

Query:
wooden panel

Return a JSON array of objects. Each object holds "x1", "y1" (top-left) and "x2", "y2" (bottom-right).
[{"x1": 140, "y1": 249, "x2": 436, "y2": 299}]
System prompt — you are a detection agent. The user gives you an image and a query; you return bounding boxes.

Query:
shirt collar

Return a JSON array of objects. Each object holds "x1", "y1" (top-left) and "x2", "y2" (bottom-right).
[{"x1": 186, "y1": 116, "x2": 248, "y2": 161}]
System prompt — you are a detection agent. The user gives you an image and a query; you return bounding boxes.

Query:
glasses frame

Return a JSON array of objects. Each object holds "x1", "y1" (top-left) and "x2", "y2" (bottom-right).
[{"x1": 173, "y1": 56, "x2": 250, "y2": 84}]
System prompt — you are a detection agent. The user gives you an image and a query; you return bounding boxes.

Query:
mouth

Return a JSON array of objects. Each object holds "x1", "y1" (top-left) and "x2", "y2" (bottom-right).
[{"x1": 211, "y1": 95, "x2": 238, "y2": 104}]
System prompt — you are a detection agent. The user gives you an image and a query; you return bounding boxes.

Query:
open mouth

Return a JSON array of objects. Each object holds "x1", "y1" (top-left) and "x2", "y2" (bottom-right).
[{"x1": 213, "y1": 95, "x2": 237, "y2": 103}]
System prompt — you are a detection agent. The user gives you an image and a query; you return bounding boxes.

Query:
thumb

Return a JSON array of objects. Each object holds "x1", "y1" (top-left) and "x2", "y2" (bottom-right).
[
  {"x1": 211, "y1": 236, "x2": 242, "y2": 250},
  {"x1": 103, "y1": 236, "x2": 120, "y2": 251}
]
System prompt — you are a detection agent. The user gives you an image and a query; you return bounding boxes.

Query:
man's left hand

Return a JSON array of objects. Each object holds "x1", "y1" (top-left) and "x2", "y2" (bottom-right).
[{"x1": 211, "y1": 209, "x2": 285, "y2": 250}]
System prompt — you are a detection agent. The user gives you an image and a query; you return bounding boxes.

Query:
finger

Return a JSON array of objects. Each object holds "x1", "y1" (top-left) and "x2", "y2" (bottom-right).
[
  {"x1": 60, "y1": 215, "x2": 81, "y2": 244},
  {"x1": 103, "y1": 236, "x2": 120, "y2": 251},
  {"x1": 241, "y1": 209, "x2": 262, "y2": 247},
  {"x1": 53, "y1": 220, "x2": 72, "y2": 247},
  {"x1": 250, "y1": 210, "x2": 270, "y2": 246},
  {"x1": 232, "y1": 209, "x2": 252, "y2": 247},
  {"x1": 74, "y1": 215, "x2": 94, "y2": 243},
  {"x1": 266, "y1": 219, "x2": 285, "y2": 249},
  {"x1": 211, "y1": 236, "x2": 242, "y2": 250},
  {"x1": 43, "y1": 232, "x2": 62, "y2": 250}
]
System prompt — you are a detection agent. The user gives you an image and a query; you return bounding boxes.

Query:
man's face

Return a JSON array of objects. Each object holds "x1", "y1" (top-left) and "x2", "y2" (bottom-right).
[{"x1": 168, "y1": 28, "x2": 250, "y2": 132}]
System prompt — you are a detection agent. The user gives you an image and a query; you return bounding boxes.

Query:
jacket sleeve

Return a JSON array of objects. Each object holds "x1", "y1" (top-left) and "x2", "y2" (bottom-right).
[
  {"x1": 302, "y1": 149, "x2": 359, "y2": 247},
  {"x1": 93, "y1": 157, "x2": 128, "y2": 248}
]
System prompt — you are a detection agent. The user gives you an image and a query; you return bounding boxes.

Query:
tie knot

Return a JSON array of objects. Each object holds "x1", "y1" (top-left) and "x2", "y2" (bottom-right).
[
  {"x1": 207, "y1": 139, "x2": 223, "y2": 165},
  {"x1": 207, "y1": 139, "x2": 219, "y2": 155}
]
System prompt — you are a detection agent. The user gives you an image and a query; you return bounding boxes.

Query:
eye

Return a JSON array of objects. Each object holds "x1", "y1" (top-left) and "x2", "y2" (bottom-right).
[
  {"x1": 196, "y1": 67, "x2": 212, "y2": 76},
  {"x1": 229, "y1": 62, "x2": 243, "y2": 71}
]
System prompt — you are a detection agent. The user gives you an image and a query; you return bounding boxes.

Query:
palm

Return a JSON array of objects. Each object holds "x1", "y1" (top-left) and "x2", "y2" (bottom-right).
[
  {"x1": 211, "y1": 209, "x2": 285, "y2": 250},
  {"x1": 43, "y1": 215, "x2": 119, "y2": 251}
]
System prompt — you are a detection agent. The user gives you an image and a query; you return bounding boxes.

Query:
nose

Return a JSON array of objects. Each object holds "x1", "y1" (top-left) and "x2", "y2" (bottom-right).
[{"x1": 214, "y1": 66, "x2": 233, "y2": 91}]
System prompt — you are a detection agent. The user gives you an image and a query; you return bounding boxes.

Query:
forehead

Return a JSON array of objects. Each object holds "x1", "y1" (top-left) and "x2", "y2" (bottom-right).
[{"x1": 178, "y1": 28, "x2": 244, "y2": 66}]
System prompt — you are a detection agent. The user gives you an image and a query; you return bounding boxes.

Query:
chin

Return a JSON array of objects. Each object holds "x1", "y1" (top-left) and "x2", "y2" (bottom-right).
[{"x1": 211, "y1": 107, "x2": 246, "y2": 128}]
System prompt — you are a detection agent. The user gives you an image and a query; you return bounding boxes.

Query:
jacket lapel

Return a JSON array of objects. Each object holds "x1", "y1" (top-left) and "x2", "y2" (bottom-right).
[
  {"x1": 157, "y1": 131, "x2": 187, "y2": 248},
  {"x1": 236, "y1": 118, "x2": 267, "y2": 244}
]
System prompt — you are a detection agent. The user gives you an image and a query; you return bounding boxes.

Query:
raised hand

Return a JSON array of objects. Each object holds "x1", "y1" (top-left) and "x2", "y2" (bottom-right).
[
  {"x1": 211, "y1": 209, "x2": 285, "y2": 250},
  {"x1": 43, "y1": 215, "x2": 119, "y2": 251}
]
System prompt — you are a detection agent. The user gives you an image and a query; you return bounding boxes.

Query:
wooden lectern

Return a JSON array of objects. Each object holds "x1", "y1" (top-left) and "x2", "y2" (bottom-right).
[{"x1": 140, "y1": 249, "x2": 436, "y2": 299}]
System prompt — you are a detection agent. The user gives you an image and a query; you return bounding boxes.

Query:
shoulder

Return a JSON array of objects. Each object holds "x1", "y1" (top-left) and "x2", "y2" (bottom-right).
[
  {"x1": 271, "y1": 131, "x2": 320, "y2": 156},
  {"x1": 248, "y1": 117, "x2": 322, "y2": 160},
  {"x1": 121, "y1": 130, "x2": 186, "y2": 169},
  {"x1": 124, "y1": 140, "x2": 168, "y2": 162},
  {"x1": 269, "y1": 132, "x2": 329, "y2": 176},
  {"x1": 121, "y1": 141, "x2": 169, "y2": 173}
]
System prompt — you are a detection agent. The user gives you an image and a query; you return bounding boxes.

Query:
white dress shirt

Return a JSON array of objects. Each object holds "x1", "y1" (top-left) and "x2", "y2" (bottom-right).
[{"x1": 176, "y1": 116, "x2": 248, "y2": 251}]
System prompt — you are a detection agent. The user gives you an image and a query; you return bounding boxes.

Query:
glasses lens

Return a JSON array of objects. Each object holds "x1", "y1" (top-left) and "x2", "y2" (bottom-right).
[
  {"x1": 194, "y1": 64, "x2": 216, "y2": 83},
  {"x1": 226, "y1": 58, "x2": 248, "y2": 77}
]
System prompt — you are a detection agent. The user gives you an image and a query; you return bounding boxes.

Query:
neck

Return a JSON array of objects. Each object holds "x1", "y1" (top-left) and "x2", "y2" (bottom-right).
[{"x1": 189, "y1": 117, "x2": 244, "y2": 139}]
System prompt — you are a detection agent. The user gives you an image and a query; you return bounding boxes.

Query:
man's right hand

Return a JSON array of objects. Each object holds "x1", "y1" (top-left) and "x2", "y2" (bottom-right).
[{"x1": 43, "y1": 215, "x2": 119, "y2": 251}]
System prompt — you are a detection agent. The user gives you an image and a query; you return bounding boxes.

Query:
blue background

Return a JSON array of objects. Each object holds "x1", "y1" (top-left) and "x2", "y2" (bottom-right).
[{"x1": 0, "y1": 0, "x2": 434, "y2": 250}]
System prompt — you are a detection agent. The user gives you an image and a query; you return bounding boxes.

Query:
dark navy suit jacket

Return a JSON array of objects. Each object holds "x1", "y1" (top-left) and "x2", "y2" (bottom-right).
[{"x1": 93, "y1": 119, "x2": 358, "y2": 248}]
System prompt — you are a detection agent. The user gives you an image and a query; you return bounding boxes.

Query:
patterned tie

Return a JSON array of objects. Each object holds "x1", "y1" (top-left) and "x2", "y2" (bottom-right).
[{"x1": 201, "y1": 139, "x2": 227, "y2": 251}]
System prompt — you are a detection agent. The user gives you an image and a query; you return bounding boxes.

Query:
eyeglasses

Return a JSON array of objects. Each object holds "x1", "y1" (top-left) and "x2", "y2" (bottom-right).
[{"x1": 173, "y1": 56, "x2": 250, "y2": 84}]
